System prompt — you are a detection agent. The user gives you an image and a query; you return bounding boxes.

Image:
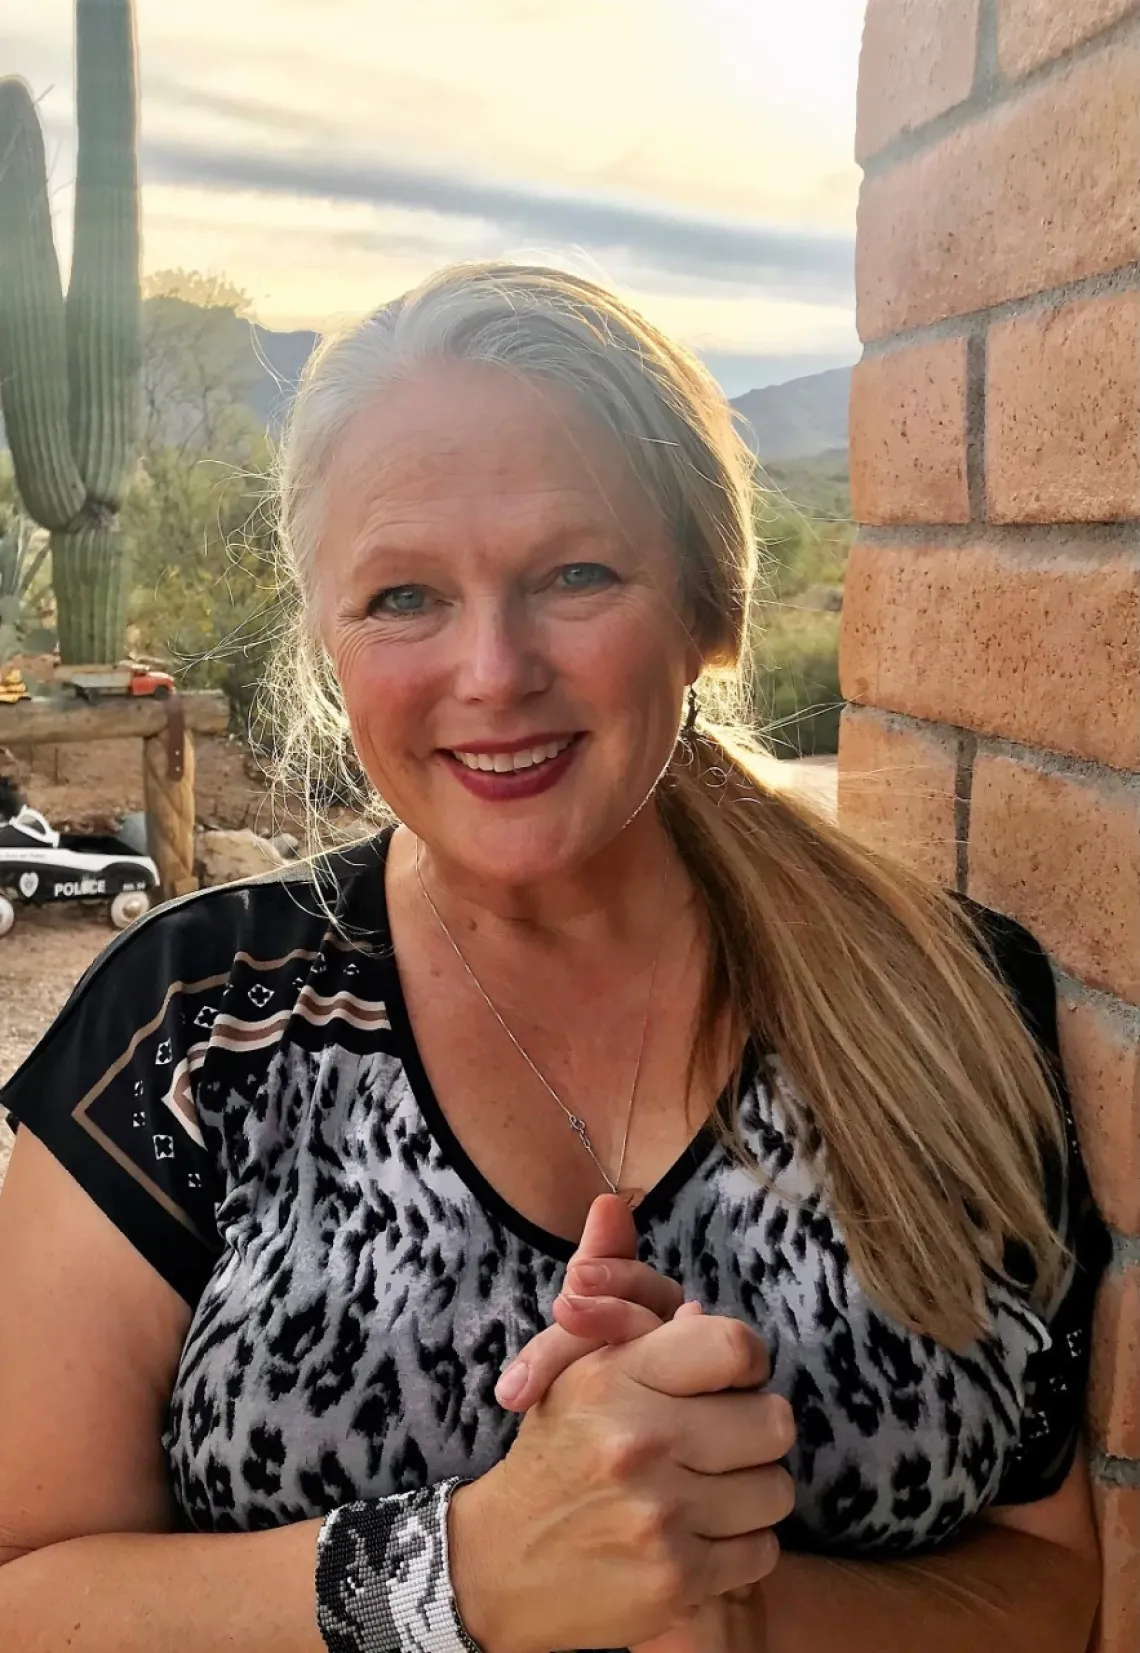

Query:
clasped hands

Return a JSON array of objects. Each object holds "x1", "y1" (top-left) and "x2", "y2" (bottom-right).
[{"x1": 452, "y1": 1196, "x2": 794, "y2": 1653}]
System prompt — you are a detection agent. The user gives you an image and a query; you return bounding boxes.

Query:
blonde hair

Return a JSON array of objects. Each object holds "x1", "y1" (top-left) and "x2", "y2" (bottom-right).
[{"x1": 269, "y1": 261, "x2": 1064, "y2": 1349}]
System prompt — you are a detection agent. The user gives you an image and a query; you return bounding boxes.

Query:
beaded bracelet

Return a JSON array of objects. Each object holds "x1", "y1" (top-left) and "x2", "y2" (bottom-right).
[{"x1": 315, "y1": 1478, "x2": 483, "y2": 1653}]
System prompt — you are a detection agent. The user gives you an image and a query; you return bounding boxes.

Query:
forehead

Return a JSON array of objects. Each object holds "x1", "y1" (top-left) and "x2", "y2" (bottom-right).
[{"x1": 319, "y1": 360, "x2": 666, "y2": 558}]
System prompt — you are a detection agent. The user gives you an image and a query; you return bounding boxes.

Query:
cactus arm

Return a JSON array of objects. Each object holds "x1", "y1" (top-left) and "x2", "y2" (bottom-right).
[
  {"x1": 67, "y1": 0, "x2": 142, "y2": 508},
  {"x1": 0, "y1": 78, "x2": 87, "y2": 532}
]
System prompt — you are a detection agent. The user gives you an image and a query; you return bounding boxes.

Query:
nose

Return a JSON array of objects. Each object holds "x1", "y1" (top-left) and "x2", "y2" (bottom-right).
[{"x1": 452, "y1": 592, "x2": 552, "y2": 709}]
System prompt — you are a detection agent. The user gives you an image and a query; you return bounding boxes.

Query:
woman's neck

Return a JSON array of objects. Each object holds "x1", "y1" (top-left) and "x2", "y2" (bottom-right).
[{"x1": 391, "y1": 805, "x2": 691, "y2": 956}]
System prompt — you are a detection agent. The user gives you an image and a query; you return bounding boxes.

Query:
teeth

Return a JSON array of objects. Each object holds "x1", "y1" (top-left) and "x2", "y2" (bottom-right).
[{"x1": 453, "y1": 737, "x2": 573, "y2": 773}]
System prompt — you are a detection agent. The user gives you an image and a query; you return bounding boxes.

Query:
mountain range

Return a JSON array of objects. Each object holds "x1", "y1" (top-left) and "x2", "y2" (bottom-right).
[
  {"x1": 0, "y1": 318, "x2": 852, "y2": 467},
  {"x1": 247, "y1": 326, "x2": 851, "y2": 463}
]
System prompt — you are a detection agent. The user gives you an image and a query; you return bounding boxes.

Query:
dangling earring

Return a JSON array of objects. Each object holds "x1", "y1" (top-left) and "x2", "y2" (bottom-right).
[{"x1": 684, "y1": 683, "x2": 700, "y2": 737}]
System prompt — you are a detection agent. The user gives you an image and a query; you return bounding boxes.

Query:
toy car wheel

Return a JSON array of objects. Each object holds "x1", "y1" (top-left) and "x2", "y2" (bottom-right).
[
  {"x1": 110, "y1": 889, "x2": 152, "y2": 930},
  {"x1": 151, "y1": 684, "x2": 171, "y2": 699},
  {"x1": 0, "y1": 894, "x2": 15, "y2": 937}
]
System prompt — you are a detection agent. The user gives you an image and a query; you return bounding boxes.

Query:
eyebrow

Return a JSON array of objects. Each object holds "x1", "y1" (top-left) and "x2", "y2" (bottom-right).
[{"x1": 347, "y1": 519, "x2": 630, "y2": 570}]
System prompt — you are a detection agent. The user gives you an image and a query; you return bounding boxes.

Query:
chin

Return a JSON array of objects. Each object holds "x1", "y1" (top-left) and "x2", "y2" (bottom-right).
[{"x1": 429, "y1": 799, "x2": 631, "y2": 888}]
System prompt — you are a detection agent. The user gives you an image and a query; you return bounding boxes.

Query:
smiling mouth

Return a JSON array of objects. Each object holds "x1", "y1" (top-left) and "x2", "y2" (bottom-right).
[{"x1": 447, "y1": 735, "x2": 579, "y2": 773}]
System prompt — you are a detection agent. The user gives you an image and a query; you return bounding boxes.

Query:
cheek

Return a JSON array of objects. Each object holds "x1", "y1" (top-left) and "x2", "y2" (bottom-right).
[
  {"x1": 328, "y1": 626, "x2": 435, "y2": 762},
  {"x1": 565, "y1": 599, "x2": 690, "y2": 713}
]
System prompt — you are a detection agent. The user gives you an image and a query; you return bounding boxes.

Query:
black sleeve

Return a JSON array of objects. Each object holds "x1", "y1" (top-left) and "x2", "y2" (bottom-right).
[
  {"x1": 0, "y1": 909, "x2": 225, "y2": 1306},
  {"x1": 956, "y1": 898, "x2": 1111, "y2": 1506}
]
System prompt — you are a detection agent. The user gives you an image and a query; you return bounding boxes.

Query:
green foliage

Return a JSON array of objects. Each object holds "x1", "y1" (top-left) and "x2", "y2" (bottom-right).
[
  {"x1": 122, "y1": 270, "x2": 283, "y2": 731},
  {"x1": 761, "y1": 450, "x2": 851, "y2": 520},
  {"x1": 0, "y1": 460, "x2": 55, "y2": 663},
  {"x1": 749, "y1": 472, "x2": 853, "y2": 757},
  {"x1": 139, "y1": 271, "x2": 261, "y2": 458},
  {"x1": 124, "y1": 447, "x2": 280, "y2": 730},
  {"x1": 0, "y1": 0, "x2": 142, "y2": 663},
  {"x1": 750, "y1": 606, "x2": 844, "y2": 758}
]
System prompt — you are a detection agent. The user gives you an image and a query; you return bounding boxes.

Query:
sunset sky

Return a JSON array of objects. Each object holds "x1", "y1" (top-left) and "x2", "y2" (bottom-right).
[{"x1": 7, "y1": 0, "x2": 864, "y2": 393}]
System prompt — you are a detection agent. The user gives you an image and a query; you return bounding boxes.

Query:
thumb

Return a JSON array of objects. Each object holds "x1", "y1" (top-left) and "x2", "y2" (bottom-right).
[{"x1": 575, "y1": 1192, "x2": 639, "y2": 1263}]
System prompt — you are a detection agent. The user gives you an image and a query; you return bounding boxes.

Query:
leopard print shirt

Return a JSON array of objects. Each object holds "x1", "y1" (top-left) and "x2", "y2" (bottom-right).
[{"x1": 1, "y1": 834, "x2": 1105, "y2": 1562}]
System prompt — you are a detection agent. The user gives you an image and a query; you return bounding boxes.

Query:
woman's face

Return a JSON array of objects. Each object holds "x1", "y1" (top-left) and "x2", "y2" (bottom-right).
[{"x1": 316, "y1": 360, "x2": 702, "y2": 886}]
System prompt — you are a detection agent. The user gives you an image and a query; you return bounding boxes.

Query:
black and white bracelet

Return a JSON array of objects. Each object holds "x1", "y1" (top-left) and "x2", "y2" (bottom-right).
[{"x1": 315, "y1": 1478, "x2": 483, "y2": 1653}]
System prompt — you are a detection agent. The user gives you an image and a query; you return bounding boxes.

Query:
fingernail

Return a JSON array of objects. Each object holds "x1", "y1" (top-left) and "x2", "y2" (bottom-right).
[
  {"x1": 558, "y1": 1292, "x2": 596, "y2": 1313},
  {"x1": 570, "y1": 1261, "x2": 609, "y2": 1290},
  {"x1": 495, "y1": 1361, "x2": 529, "y2": 1406}
]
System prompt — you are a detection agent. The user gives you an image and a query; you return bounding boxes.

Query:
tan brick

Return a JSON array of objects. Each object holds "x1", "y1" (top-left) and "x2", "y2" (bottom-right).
[
  {"x1": 850, "y1": 341, "x2": 970, "y2": 525},
  {"x1": 1091, "y1": 1271, "x2": 1140, "y2": 1458},
  {"x1": 839, "y1": 541, "x2": 1140, "y2": 770},
  {"x1": 837, "y1": 707, "x2": 962, "y2": 886},
  {"x1": 1092, "y1": 1482, "x2": 1140, "y2": 1653},
  {"x1": 857, "y1": 45, "x2": 1140, "y2": 339},
  {"x1": 1058, "y1": 994, "x2": 1140, "y2": 1233},
  {"x1": 998, "y1": 0, "x2": 1140, "y2": 79},
  {"x1": 988, "y1": 293, "x2": 1140, "y2": 523},
  {"x1": 857, "y1": 0, "x2": 980, "y2": 161},
  {"x1": 968, "y1": 754, "x2": 1140, "y2": 1005}
]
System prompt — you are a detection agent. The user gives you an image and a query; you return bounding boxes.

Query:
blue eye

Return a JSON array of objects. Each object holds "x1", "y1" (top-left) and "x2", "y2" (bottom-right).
[
  {"x1": 371, "y1": 585, "x2": 428, "y2": 616},
  {"x1": 556, "y1": 562, "x2": 615, "y2": 591}
]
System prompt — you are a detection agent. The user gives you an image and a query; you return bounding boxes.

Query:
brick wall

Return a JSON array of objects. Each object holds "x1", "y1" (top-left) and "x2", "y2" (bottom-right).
[{"x1": 840, "y1": 4, "x2": 1140, "y2": 1648}]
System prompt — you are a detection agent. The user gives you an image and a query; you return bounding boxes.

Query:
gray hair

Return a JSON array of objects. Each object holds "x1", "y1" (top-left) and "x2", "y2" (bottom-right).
[{"x1": 266, "y1": 261, "x2": 759, "y2": 834}]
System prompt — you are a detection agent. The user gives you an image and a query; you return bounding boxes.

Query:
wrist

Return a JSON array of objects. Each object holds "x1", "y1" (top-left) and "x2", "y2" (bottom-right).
[
  {"x1": 315, "y1": 1480, "x2": 483, "y2": 1653},
  {"x1": 448, "y1": 1469, "x2": 536, "y2": 1653}
]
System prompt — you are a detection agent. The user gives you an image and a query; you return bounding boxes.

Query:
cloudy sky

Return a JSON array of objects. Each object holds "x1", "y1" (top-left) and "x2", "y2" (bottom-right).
[{"x1": 7, "y1": 0, "x2": 864, "y2": 394}]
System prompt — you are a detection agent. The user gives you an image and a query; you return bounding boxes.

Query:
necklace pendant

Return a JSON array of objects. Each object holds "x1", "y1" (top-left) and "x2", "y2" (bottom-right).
[{"x1": 621, "y1": 1187, "x2": 646, "y2": 1210}]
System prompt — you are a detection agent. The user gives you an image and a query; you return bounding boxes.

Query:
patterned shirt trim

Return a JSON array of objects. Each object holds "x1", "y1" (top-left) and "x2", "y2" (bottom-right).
[{"x1": 72, "y1": 971, "x2": 231, "y2": 1239}]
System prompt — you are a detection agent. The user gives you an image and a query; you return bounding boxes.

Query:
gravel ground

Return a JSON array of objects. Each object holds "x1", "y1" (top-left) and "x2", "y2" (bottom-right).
[{"x1": 0, "y1": 906, "x2": 112, "y2": 1184}]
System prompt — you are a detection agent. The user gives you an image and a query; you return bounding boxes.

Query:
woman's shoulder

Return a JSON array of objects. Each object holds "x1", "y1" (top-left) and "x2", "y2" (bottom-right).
[
  {"x1": 0, "y1": 837, "x2": 393, "y2": 1304},
  {"x1": 2, "y1": 836, "x2": 392, "y2": 1111}
]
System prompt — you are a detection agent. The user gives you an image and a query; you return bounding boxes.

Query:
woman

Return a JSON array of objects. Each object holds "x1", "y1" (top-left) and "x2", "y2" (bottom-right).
[{"x1": 0, "y1": 264, "x2": 1106, "y2": 1653}]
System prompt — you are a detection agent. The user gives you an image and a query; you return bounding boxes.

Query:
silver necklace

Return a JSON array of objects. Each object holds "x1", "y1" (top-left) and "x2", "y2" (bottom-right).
[{"x1": 414, "y1": 842, "x2": 669, "y2": 1196}]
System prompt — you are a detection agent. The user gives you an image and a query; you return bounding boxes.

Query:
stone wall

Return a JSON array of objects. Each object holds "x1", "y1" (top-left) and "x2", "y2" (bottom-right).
[{"x1": 840, "y1": 3, "x2": 1140, "y2": 1648}]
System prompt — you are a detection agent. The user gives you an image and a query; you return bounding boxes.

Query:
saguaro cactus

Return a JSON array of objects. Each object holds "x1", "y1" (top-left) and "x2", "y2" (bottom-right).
[{"x1": 0, "y1": 0, "x2": 141, "y2": 665}]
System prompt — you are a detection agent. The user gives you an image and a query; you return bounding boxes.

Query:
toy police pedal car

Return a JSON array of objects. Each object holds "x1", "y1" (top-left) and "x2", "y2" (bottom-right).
[{"x1": 0, "y1": 806, "x2": 159, "y2": 935}]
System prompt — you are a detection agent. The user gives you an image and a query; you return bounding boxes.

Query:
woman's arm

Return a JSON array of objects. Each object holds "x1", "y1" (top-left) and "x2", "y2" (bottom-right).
[
  {"x1": 635, "y1": 1456, "x2": 1099, "y2": 1653},
  {"x1": 0, "y1": 1128, "x2": 333, "y2": 1651},
  {"x1": 759, "y1": 1455, "x2": 1100, "y2": 1653}
]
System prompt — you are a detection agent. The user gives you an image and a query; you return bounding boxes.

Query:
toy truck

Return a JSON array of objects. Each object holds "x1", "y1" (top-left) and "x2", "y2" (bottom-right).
[{"x1": 67, "y1": 664, "x2": 174, "y2": 701}]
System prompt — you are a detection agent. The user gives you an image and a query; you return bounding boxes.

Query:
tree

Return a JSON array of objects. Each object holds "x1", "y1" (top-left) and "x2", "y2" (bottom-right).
[
  {"x1": 748, "y1": 469, "x2": 853, "y2": 757},
  {"x1": 124, "y1": 270, "x2": 282, "y2": 728},
  {"x1": 139, "y1": 270, "x2": 262, "y2": 460}
]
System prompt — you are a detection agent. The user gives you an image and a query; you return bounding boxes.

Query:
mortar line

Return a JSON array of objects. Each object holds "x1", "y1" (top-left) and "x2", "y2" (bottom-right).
[
  {"x1": 965, "y1": 331, "x2": 988, "y2": 523},
  {"x1": 859, "y1": 263, "x2": 1140, "y2": 357},
  {"x1": 1092, "y1": 1453, "x2": 1140, "y2": 1488},
  {"x1": 954, "y1": 733, "x2": 977, "y2": 894},
  {"x1": 1052, "y1": 972, "x2": 1140, "y2": 1032},
  {"x1": 974, "y1": 0, "x2": 1000, "y2": 97},
  {"x1": 1111, "y1": 1234, "x2": 1140, "y2": 1271},
  {"x1": 855, "y1": 523, "x2": 1140, "y2": 551},
  {"x1": 859, "y1": 8, "x2": 1140, "y2": 177}
]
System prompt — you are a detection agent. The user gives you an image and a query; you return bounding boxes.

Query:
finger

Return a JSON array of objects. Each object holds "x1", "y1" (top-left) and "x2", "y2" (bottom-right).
[
  {"x1": 683, "y1": 1463, "x2": 797, "y2": 1540},
  {"x1": 701, "y1": 1530, "x2": 782, "y2": 1598},
  {"x1": 495, "y1": 1301, "x2": 663, "y2": 1412},
  {"x1": 575, "y1": 1192, "x2": 639, "y2": 1263},
  {"x1": 564, "y1": 1256, "x2": 685, "y2": 1322},
  {"x1": 675, "y1": 1391, "x2": 796, "y2": 1475},
  {"x1": 619, "y1": 1313, "x2": 772, "y2": 1398},
  {"x1": 552, "y1": 1293, "x2": 664, "y2": 1343}
]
